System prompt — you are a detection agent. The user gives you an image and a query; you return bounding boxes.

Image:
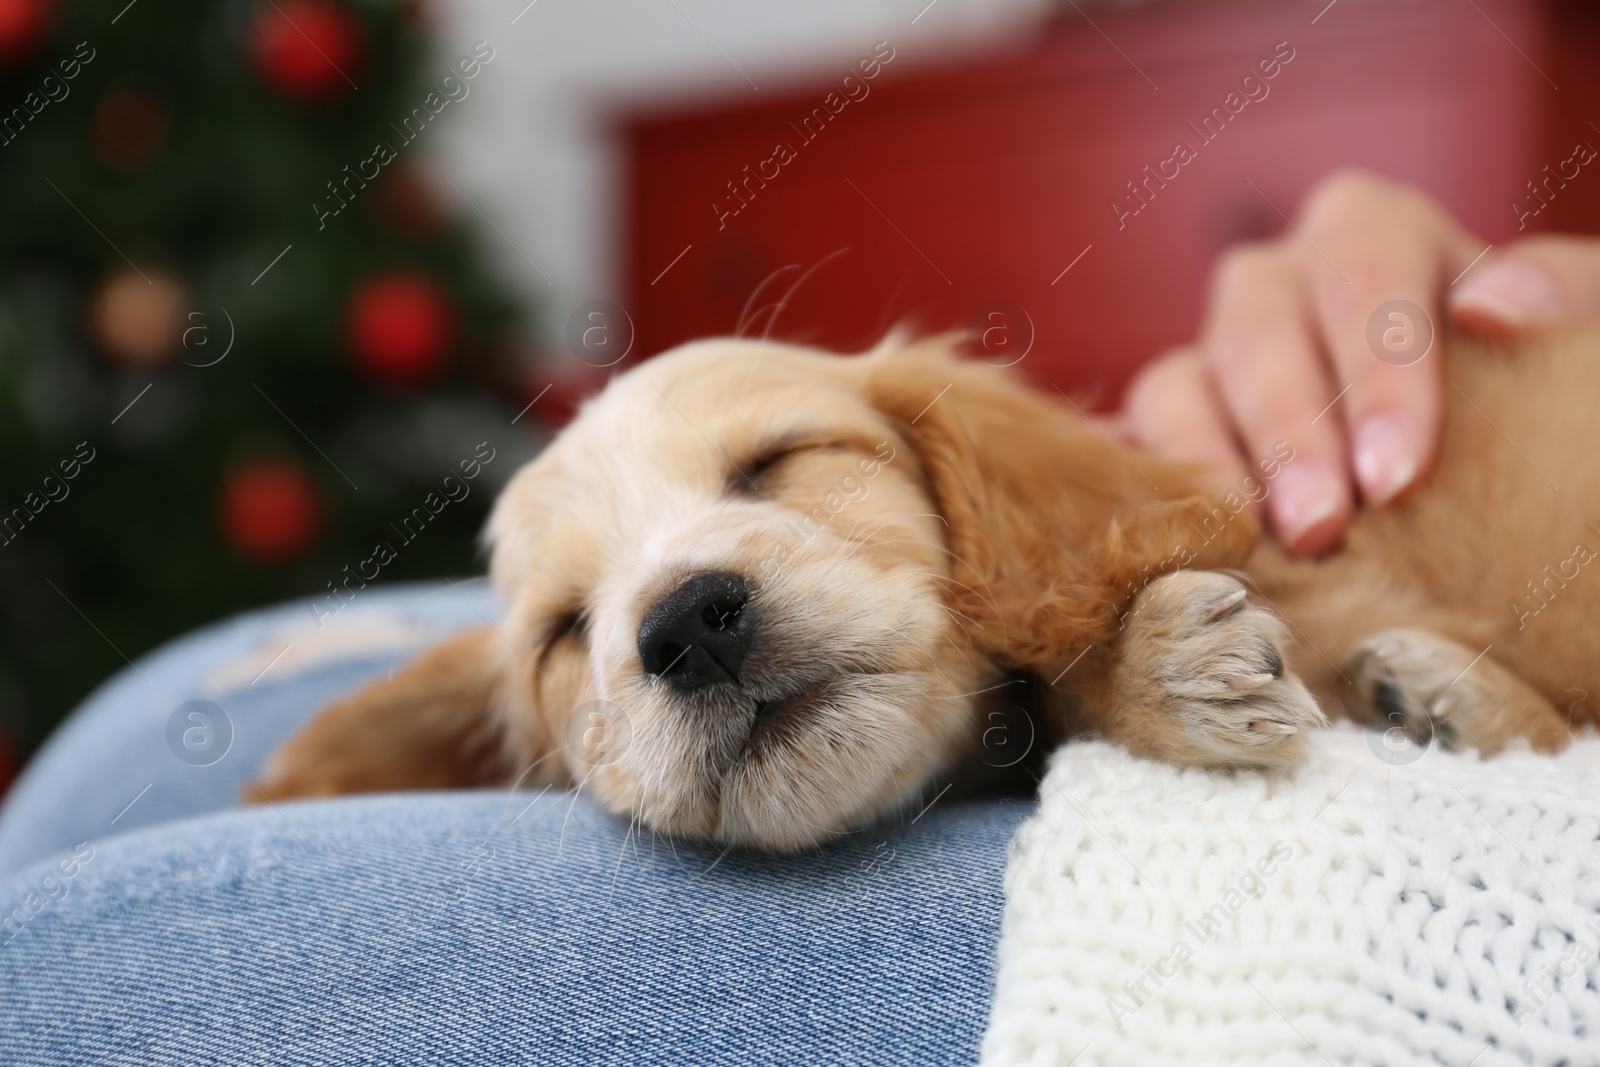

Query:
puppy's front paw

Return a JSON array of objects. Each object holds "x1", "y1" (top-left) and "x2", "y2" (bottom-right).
[
  {"x1": 1110, "y1": 570, "x2": 1326, "y2": 767},
  {"x1": 1344, "y1": 628, "x2": 1569, "y2": 756}
]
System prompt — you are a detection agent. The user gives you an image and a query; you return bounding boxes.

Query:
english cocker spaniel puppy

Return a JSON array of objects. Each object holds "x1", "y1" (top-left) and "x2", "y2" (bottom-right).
[{"x1": 256, "y1": 330, "x2": 1594, "y2": 850}]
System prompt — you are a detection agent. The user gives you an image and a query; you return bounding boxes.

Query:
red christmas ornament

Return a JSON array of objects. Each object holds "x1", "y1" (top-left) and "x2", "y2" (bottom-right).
[
  {"x1": 252, "y1": 0, "x2": 364, "y2": 102},
  {"x1": 0, "y1": 727, "x2": 16, "y2": 800},
  {"x1": 372, "y1": 162, "x2": 448, "y2": 239},
  {"x1": 0, "y1": 0, "x2": 51, "y2": 67},
  {"x1": 345, "y1": 272, "x2": 455, "y2": 386},
  {"x1": 91, "y1": 87, "x2": 172, "y2": 173},
  {"x1": 217, "y1": 459, "x2": 322, "y2": 564}
]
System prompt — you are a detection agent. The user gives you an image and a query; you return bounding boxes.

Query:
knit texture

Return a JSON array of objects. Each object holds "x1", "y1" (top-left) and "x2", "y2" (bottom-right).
[{"x1": 981, "y1": 724, "x2": 1600, "y2": 1067}]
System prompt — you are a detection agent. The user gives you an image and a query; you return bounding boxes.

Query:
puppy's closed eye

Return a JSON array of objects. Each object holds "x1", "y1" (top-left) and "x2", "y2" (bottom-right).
[
  {"x1": 549, "y1": 609, "x2": 586, "y2": 640},
  {"x1": 728, "y1": 436, "x2": 827, "y2": 494},
  {"x1": 538, "y1": 609, "x2": 587, "y2": 666}
]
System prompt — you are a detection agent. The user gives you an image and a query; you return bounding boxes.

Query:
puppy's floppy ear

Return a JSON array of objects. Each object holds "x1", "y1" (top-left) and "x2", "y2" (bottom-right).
[
  {"x1": 863, "y1": 336, "x2": 1256, "y2": 674},
  {"x1": 251, "y1": 626, "x2": 564, "y2": 801}
]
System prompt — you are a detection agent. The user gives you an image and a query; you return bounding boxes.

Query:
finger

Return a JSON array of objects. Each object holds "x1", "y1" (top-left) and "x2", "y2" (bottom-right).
[
  {"x1": 1294, "y1": 171, "x2": 1481, "y2": 508},
  {"x1": 1449, "y1": 236, "x2": 1600, "y2": 335},
  {"x1": 1124, "y1": 347, "x2": 1248, "y2": 495},
  {"x1": 1201, "y1": 241, "x2": 1352, "y2": 555},
  {"x1": 1086, "y1": 410, "x2": 1137, "y2": 446}
]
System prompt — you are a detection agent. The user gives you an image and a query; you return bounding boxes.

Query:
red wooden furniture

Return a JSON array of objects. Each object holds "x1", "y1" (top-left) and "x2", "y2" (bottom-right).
[{"x1": 618, "y1": 0, "x2": 1599, "y2": 404}]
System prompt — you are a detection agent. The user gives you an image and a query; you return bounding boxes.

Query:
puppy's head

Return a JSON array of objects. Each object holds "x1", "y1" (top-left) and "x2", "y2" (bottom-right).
[{"x1": 489, "y1": 337, "x2": 990, "y2": 850}]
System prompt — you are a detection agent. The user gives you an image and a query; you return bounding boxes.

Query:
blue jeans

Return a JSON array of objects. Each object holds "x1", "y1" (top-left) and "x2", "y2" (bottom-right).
[{"x1": 0, "y1": 582, "x2": 1029, "y2": 1066}]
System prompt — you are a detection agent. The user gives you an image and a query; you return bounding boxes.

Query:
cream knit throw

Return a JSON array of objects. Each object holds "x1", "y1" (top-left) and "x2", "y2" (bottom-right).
[{"x1": 981, "y1": 724, "x2": 1600, "y2": 1067}]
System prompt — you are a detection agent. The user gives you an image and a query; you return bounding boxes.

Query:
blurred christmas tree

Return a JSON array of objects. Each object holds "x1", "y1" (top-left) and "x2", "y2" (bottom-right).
[{"x1": 0, "y1": 0, "x2": 542, "y2": 766}]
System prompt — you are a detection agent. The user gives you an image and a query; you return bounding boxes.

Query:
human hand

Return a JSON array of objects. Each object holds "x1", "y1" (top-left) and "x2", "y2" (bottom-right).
[{"x1": 1124, "y1": 169, "x2": 1600, "y2": 556}]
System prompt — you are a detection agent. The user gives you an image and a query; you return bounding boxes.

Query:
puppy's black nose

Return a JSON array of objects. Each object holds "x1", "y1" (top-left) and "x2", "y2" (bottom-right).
[{"x1": 638, "y1": 572, "x2": 752, "y2": 691}]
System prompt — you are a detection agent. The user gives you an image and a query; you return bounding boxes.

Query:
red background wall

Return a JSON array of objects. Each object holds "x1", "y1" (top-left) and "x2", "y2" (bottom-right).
[{"x1": 619, "y1": 0, "x2": 1600, "y2": 405}]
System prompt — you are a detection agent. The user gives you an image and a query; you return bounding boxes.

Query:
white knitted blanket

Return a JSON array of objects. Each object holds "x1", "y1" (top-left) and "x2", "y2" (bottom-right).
[{"x1": 981, "y1": 724, "x2": 1600, "y2": 1067}]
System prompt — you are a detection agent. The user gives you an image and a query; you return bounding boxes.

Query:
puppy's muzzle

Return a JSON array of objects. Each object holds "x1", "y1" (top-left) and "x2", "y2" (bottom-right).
[{"x1": 638, "y1": 572, "x2": 752, "y2": 691}]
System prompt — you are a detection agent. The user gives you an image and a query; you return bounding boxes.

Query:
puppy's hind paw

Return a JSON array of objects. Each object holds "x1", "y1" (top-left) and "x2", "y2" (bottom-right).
[
  {"x1": 1110, "y1": 570, "x2": 1327, "y2": 768},
  {"x1": 1344, "y1": 629, "x2": 1570, "y2": 756}
]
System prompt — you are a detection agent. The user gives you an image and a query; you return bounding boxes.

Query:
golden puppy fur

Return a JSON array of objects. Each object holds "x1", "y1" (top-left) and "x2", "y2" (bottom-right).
[{"x1": 255, "y1": 328, "x2": 1598, "y2": 850}]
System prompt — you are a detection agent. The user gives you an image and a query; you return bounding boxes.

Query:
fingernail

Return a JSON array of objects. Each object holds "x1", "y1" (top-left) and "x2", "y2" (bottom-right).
[
  {"x1": 1270, "y1": 463, "x2": 1343, "y2": 548},
  {"x1": 1353, "y1": 414, "x2": 1418, "y2": 505},
  {"x1": 1451, "y1": 260, "x2": 1565, "y2": 331}
]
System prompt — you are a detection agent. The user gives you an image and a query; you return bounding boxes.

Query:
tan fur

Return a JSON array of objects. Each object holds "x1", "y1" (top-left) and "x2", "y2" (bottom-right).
[
  {"x1": 254, "y1": 627, "x2": 519, "y2": 799},
  {"x1": 1253, "y1": 327, "x2": 1600, "y2": 747},
  {"x1": 253, "y1": 326, "x2": 1600, "y2": 849}
]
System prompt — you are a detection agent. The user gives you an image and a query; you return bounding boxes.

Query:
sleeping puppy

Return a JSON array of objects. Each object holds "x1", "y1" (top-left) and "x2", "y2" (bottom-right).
[{"x1": 255, "y1": 328, "x2": 1597, "y2": 849}]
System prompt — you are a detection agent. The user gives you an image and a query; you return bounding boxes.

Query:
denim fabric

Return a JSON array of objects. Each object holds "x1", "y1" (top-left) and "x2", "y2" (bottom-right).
[
  {"x1": 0, "y1": 580, "x2": 500, "y2": 872},
  {"x1": 0, "y1": 582, "x2": 1029, "y2": 1066}
]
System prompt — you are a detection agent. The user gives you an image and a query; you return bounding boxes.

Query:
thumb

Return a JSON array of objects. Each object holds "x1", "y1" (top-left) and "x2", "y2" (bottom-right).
[{"x1": 1449, "y1": 236, "x2": 1600, "y2": 335}]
